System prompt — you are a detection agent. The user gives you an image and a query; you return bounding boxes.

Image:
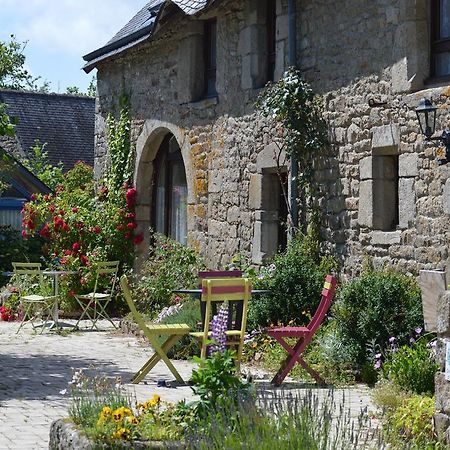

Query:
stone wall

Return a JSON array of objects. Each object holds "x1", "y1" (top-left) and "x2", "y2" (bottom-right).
[{"x1": 94, "y1": 0, "x2": 450, "y2": 276}]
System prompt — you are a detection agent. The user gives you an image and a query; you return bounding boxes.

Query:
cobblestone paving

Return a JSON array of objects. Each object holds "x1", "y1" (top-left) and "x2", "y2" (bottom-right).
[{"x1": 0, "y1": 320, "x2": 378, "y2": 449}]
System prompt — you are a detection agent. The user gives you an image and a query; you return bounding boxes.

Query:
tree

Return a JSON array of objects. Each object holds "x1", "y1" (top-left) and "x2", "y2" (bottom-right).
[{"x1": 0, "y1": 35, "x2": 49, "y2": 91}]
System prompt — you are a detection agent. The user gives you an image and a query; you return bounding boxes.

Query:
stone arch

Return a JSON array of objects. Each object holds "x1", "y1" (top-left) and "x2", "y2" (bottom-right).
[{"x1": 134, "y1": 119, "x2": 194, "y2": 254}]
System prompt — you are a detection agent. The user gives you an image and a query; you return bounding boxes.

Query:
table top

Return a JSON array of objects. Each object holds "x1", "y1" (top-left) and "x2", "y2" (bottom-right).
[
  {"x1": 173, "y1": 288, "x2": 270, "y2": 296},
  {"x1": 2, "y1": 270, "x2": 77, "y2": 277}
]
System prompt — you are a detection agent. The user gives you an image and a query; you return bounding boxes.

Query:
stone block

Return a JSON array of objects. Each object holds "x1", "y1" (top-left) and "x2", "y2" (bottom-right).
[
  {"x1": 399, "y1": 153, "x2": 419, "y2": 177},
  {"x1": 371, "y1": 231, "x2": 401, "y2": 245},
  {"x1": 434, "y1": 412, "x2": 450, "y2": 436},
  {"x1": 227, "y1": 205, "x2": 240, "y2": 223},
  {"x1": 419, "y1": 272, "x2": 445, "y2": 332},
  {"x1": 359, "y1": 156, "x2": 372, "y2": 180},
  {"x1": 372, "y1": 124, "x2": 400, "y2": 152},
  {"x1": 398, "y1": 177, "x2": 415, "y2": 228},
  {"x1": 358, "y1": 180, "x2": 373, "y2": 227},
  {"x1": 443, "y1": 179, "x2": 450, "y2": 215},
  {"x1": 249, "y1": 174, "x2": 263, "y2": 209},
  {"x1": 276, "y1": 14, "x2": 289, "y2": 40},
  {"x1": 256, "y1": 143, "x2": 279, "y2": 171},
  {"x1": 437, "y1": 291, "x2": 450, "y2": 335},
  {"x1": 436, "y1": 373, "x2": 450, "y2": 413}
]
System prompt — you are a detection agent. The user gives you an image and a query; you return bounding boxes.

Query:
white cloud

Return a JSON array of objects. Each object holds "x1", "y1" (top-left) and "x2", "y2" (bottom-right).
[{"x1": 0, "y1": 0, "x2": 147, "y2": 56}]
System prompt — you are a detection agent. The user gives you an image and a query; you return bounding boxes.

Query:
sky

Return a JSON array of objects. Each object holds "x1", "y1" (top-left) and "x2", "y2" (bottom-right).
[{"x1": 0, "y1": 0, "x2": 148, "y2": 93}]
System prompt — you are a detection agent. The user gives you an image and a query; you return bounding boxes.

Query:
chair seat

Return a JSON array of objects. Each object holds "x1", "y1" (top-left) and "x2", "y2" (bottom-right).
[
  {"x1": 78, "y1": 292, "x2": 111, "y2": 300},
  {"x1": 21, "y1": 294, "x2": 54, "y2": 303},
  {"x1": 146, "y1": 323, "x2": 191, "y2": 335},
  {"x1": 190, "y1": 329, "x2": 243, "y2": 338},
  {"x1": 267, "y1": 326, "x2": 310, "y2": 336}
]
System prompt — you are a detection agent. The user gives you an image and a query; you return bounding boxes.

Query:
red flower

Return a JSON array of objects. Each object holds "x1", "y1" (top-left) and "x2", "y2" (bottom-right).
[
  {"x1": 30, "y1": 194, "x2": 37, "y2": 201},
  {"x1": 59, "y1": 209, "x2": 65, "y2": 216},
  {"x1": 62, "y1": 222, "x2": 69, "y2": 232},
  {"x1": 49, "y1": 205, "x2": 55, "y2": 213},
  {"x1": 133, "y1": 234, "x2": 144, "y2": 245},
  {"x1": 79, "y1": 254, "x2": 89, "y2": 266},
  {"x1": 117, "y1": 224, "x2": 124, "y2": 231},
  {"x1": 72, "y1": 242, "x2": 81, "y2": 253},
  {"x1": 72, "y1": 207, "x2": 79, "y2": 213},
  {"x1": 126, "y1": 213, "x2": 136, "y2": 219},
  {"x1": 93, "y1": 226, "x2": 101, "y2": 234},
  {"x1": 26, "y1": 219, "x2": 35, "y2": 230},
  {"x1": 64, "y1": 250, "x2": 73, "y2": 256},
  {"x1": 125, "y1": 188, "x2": 137, "y2": 208},
  {"x1": 39, "y1": 224, "x2": 51, "y2": 239},
  {"x1": 60, "y1": 257, "x2": 68, "y2": 265},
  {"x1": 21, "y1": 230, "x2": 27, "y2": 238},
  {"x1": 68, "y1": 290, "x2": 76, "y2": 298},
  {"x1": 126, "y1": 222, "x2": 137, "y2": 230},
  {"x1": 124, "y1": 233, "x2": 131, "y2": 240}
]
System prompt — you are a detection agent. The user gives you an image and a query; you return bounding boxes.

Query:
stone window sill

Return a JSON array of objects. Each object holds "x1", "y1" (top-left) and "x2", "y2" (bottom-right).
[
  {"x1": 370, "y1": 230, "x2": 401, "y2": 246},
  {"x1": 187, "y1": 96, "x2": 218, "y2": 110}
]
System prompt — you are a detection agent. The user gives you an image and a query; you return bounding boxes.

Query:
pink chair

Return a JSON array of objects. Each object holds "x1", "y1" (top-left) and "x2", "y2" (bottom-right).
[{"x1": 267, "y1": 275, "x2": 337, "y2": 386}]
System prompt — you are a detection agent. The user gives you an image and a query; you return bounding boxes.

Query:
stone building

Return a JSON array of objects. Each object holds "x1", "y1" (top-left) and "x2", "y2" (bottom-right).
[
  {"x1": 83, "y1": 0, "x2": 449, "y2": 278},
  {"x1": 84, "y1": 0, "x2": 450, "y2": 436}
]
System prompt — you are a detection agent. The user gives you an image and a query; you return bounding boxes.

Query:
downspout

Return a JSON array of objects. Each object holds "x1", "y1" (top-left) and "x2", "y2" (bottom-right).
[{"x1": 288, "y1": 0, "x2": 299, "y2": 231}]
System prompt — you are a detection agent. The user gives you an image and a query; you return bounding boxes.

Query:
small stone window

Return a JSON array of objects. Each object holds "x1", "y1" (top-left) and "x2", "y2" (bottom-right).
[
  {"x1": 204, "y1": 19, "x2": 217, "y2": 97},
  {"x1": 372, "y1": 155, "x2": 399, "y2": 231},
  {"x1": 152, "y1": 135, "x2": 188, "y2": 245},
  {"x1": 431, "y1": 0, "x2": 450, "y2": 77}
]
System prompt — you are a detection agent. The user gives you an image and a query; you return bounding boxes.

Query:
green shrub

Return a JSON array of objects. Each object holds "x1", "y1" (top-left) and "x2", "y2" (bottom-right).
[
  {"x1": 372, "y1": 379, "x2": 411, "y2": 412},
  {"x1": 0, "y1": 225, "x2": 44, "y2": 282},
  {"x1": 382, "y1": 340, "x2": 438, "y2": 395},
  {"x1": 385, "y1": 394, "x2": 438, "y2": 449},
  {"x1": 247, "y1": 233, "x2": 336, "y2": 329},
  {"x1": 333, "y1": 269, "x2": 423, "y2": 368},
  {"x1": 136, "y1": 232, "x2": 205, "y2": 315}
]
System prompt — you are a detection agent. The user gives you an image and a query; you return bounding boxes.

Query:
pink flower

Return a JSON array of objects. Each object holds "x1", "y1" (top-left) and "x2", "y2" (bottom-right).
[
  {"x1": 30, "y1": 194, "x2": 37, "y2": 201},
  {"x1": 21, "y1": 230, "x2": 27, "y2": 238},
  {"x1": 39, "y1": 224, "x2": 51, "y2": 238}
]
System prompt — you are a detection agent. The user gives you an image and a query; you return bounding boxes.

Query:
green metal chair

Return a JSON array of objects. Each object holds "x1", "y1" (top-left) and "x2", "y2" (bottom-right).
[
  {"x1": 74, "y1": 261, "x2": 119, "y2": 330},
  {"x1": 13, "y1": 262, "x2": 56, "y2": 333}
]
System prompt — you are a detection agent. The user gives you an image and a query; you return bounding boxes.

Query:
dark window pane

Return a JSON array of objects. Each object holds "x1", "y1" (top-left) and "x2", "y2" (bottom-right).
[
  {"x1": 204, "y1": 19, "x2": 217, "y2": 97},
  {"x1": 267, "y1": 0, "x2": 276, "y2": 82},
  {"x1": 441, "y1": 0, "x2": 450, "y2": 38}
]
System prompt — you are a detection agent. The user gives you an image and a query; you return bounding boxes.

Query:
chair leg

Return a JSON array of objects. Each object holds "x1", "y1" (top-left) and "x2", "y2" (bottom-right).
[
  {"x1": 92, "y1": 299, "x2": 116, "y2": 330},
  {"x1": 133, "y1": 334, "x2": 185, "y2": 384}
]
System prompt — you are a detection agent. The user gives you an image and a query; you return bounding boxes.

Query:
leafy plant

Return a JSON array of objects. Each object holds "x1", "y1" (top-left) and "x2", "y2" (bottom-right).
[
  {"x1": 136, "y1": 232, "x2": 205, "y2": 315},
  {"x1": 333, "y1": 269, "x2": 423, "y2": 368},
  {"x1": 190, "y1": 349, "x2": 253, "y2": 417},
  {"x1": 248, "y1": 232, "x2": 336, "y2": 329},
  {"x1": 384, "y1": 395, "x2": 439, "y2": 449},
  {"x1": 22, "y1": 140, "x2": 64, "y2": 190},
  {"x1": 382, "y1": 340, "x2": 438, "y2": 395}
]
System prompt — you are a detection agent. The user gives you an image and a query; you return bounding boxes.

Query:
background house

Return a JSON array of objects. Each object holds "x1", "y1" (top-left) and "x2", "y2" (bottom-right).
[{"x1": 0, "y1": 90, "x2": 95, "y2": 228}]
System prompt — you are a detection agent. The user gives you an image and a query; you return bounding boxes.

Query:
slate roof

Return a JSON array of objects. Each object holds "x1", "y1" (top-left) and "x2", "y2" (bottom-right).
[
  {"x1": 83, "y1": 0, "x2": 214, "y2": 72},
  {"x1": 0, "y1": 90, "x2": 94, "y2": 170}
]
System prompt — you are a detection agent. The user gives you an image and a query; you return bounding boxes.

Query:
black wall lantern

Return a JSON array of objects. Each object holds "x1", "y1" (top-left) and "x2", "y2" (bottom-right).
[{"x1": 416, "y1": 98, "x2": 450, "y2": 165}]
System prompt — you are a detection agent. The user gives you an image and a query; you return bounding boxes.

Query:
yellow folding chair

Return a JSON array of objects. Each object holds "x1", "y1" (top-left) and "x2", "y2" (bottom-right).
[
  {"x1": 74, "y1": 261, "x2": 119, "y2": 330},
  {"x1": 13, "y1": 262, "x2": 56, "y2": 333},
  {"x1": 190, "y1": 278, "x2": 251, "y2": 370},
  {"x1": 120, "y1": 275, "x2": 191, "y2": 384}
]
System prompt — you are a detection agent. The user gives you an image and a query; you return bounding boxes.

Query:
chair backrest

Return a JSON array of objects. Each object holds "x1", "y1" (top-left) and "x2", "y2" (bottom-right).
[
  {"x1": 12, "y1": 262, "x2": 45, "y2": 294},
  {"x1": 93, "y1": 261, "x2": 119, "y2": 295},
  {"x1": 307, "y1": 275, "x2": 337, "y2": 333},
  {"x1": 198, "y1": 270, "x2": 242, "y2": 286},
  {"x1": 201, "y1": 277, "x2": 251, "y2": 335},
  {"x1": 120, "y1": 275, "x2": 149, "y2": 333}
]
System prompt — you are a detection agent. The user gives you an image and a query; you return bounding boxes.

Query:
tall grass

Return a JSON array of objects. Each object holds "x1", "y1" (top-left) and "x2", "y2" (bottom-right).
[{"x1": 186, "y1": 388, "x2": 383, "y2": 450}]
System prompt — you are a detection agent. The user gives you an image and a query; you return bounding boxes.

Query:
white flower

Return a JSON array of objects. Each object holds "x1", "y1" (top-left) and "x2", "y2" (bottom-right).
[{"x1": 59, "y1": 389, "x2": 67, "y2": 395}]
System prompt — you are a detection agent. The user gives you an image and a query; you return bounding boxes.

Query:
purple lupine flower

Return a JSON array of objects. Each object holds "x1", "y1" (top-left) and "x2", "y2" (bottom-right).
[
  {"x1": 415, "y1": 327, "x2": 423, "y2": 336},
  {"x1": 209, "y1": 302, "x2": 229, "y2": 355},
  {"x1": 410, "y1": 337, "x2": 416, "y2": 344},
  {"x1": 388, "y1": 336, "x2": 396, "y2": 344}
]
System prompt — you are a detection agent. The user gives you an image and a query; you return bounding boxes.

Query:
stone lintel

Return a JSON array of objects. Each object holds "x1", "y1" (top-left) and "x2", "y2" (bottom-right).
[{"x1": 372, "y1": 124, "x2": 400, "y2": 153}]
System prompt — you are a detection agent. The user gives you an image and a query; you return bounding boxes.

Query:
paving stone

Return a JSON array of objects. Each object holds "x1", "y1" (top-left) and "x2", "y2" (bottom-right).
[{"x1": 0, "y1": 320, "x2": 377, "y2": 449}]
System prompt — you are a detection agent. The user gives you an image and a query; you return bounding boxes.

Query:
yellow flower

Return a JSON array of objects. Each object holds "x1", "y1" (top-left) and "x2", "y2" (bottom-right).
[
  {"x1": 112, "y1": 406, "x2": 132, "y2": 423},
  {"x1": 264, "y1": 339, "x2": 270, "y2": 345},
  {"x1": 251, "y1": 342, "x2": 258, "y2": 349},
  {"x1": 288, "y1": 319, "x2": 294, "y2": 325},
  {"x1": 126, "y1": 415, "x2": 139, "y2": 425},
  {"x1": 112, "y1": 427, "x2": 131, "y2": 440},
  {"x1": 97, "y1": 405, "x2": 113, "y2": 426}
]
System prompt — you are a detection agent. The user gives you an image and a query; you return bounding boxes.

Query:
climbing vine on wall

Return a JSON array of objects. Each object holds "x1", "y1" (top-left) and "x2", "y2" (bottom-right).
[
  {"x1": 106, "y1": 98, "x2": 134, "y2": 193},
  {"x1": 256, "y1": 67, "x2": 328, "y2": 231}
]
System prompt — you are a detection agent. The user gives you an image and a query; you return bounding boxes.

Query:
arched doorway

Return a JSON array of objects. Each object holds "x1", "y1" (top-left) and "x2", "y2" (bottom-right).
[{"x1": 152, "y1": 134, "x2": 188, "y2": 245}]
